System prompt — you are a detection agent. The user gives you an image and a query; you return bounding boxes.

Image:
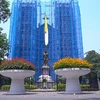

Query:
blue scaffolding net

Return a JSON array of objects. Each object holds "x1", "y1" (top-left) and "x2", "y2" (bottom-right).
[{"x1": 9, "y1": 0, "x2": 84, "y2": 82}]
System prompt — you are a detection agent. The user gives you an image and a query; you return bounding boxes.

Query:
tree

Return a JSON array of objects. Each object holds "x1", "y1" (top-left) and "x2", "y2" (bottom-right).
[
  {"x1": 0, "y1": 0, "x2": 10, "y2": 23},
  {"x1": 85, "y1": 50, "x2": 100, "y2": 77},
  {"x1": 85, "y1": 50, "x2": 100, "y2": 88},
  {"x1": 0, "y1": 0, "x2": 10, "y2": 61},
  {"x1": 0, "y1": 0, "x2": 10, "y2": 33},
  {"x1": 0, "y1": 0, "x2": 10, "y2": 87},
  {"x1": 0, "y1": 0, "x2": 10, "y2": 59},
  {"x1": 0, "y1": 31, "x2": 9, "y2": 87},
  {"x1": 0, "y1": 31, "x2": 9, "y2": 61}
]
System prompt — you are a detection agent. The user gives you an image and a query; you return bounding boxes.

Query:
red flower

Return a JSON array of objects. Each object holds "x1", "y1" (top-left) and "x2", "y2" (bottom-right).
[{"x1": 0, "y1": 58, "x2": 34, "y2": 70}]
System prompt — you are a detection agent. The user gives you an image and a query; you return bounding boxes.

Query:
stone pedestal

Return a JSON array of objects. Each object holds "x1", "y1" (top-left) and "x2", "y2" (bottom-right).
[{"x1": 37, "y1": 65, "x2": 54, "y2": 89}]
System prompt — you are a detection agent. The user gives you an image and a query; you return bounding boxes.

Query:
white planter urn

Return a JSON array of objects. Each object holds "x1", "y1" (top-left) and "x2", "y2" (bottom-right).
[
  {"x1": 0, "y1": 70, "x2": 35, "y2": 94},
  {"x1": 55, "y1": 68, "x2": 90, "y2": 94}
]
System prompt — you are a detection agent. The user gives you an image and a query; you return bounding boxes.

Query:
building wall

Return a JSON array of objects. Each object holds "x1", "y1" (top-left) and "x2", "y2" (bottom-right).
[{"x1": 9, "y1": 0, "x2": 84, "y2": 82}]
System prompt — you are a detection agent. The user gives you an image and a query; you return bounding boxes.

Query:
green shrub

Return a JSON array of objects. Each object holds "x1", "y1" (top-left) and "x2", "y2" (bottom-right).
[
  {"x1": 53, "y1": 84, "x2": 90, "y2": 90},
  {"x1": 1, "y1": 85, "x2": 10, "y2": 90},
  {"x1": 53, "y1": 84, "x2": 66, "y2": 90},
  {"x1": 25, "y1": 84, "x2": 38, "y2": 89},
  {"x1": 1, "y1": 84, "x2": 38, "y2": 90},
  {"x1": 80, "y1": 84, "x2": 90, "y2": 89},
  {"x1": 52, "y1": 85, "x2": 56, "y2": 89}
]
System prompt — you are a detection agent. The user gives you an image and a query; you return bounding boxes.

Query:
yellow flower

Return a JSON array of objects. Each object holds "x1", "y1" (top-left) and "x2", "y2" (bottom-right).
[{"x1": 53, "y1": 57, "x2": 92, "y2": 70}]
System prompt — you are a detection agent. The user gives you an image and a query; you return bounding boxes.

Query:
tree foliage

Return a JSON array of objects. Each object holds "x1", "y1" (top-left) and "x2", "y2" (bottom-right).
[
  {"x1": 0, "y1": 0, "x2": 10, "y2": 87},
  {"x1": 84, "y1": 50, "x2": 100, "y2": 88},
  {"x1": 0, "y1": 0, "x2": 10, "y2": 23},
  {"x1": 0, "y1": 31, "x2": 9, "y2": 62},
  {"x1": 85, "y1": 50, "x2": 100, "y2": 77},
  {"x1": 0, "y1": 0, "x2": 10, "y2": 61}
]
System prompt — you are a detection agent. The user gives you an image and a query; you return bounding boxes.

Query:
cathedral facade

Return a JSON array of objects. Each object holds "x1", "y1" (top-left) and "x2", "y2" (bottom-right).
[{"x1": 9, "y1": 0, "x2": 84, "y2": 82}]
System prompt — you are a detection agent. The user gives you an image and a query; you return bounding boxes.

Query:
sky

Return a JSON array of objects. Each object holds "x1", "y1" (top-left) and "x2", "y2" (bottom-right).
[{"x1": 1, "y1": 0, "x2": 100, "y2": 54}]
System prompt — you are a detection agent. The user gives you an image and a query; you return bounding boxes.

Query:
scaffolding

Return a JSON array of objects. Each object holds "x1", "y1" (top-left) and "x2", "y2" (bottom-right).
[{"x1": 9, "y1": 0, "x2": 84, "y2": 82}]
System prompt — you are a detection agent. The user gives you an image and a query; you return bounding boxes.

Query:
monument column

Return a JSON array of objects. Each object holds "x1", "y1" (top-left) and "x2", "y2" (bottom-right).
[{"x1": 37, "y1": 51, "x2": 54, "y2": 89}]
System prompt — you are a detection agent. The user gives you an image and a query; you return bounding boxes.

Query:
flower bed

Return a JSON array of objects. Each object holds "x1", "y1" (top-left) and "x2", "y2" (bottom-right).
[
  {"x1": 0, "y1": 58, "x2": 34, "y2": 70},
  {"x1": 53, "y1": 57, "x2": 92, "y2": 70}
]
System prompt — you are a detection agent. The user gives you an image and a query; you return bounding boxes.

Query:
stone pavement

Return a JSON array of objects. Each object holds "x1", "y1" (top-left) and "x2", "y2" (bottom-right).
[{"x1": 0, "y1": 91, "x2": 100, "y2": 100}]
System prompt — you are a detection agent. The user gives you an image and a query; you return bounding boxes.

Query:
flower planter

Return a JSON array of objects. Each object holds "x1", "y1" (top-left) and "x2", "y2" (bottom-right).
[
  {"x1": 55, "y1": 68, "x2": 90, "y2": 94},
  {"x1": 0, "y1": 70, "x2": 35, "y2": 94}
]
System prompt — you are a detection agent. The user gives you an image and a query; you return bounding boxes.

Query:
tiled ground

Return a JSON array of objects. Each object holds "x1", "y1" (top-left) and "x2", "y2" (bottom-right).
[{"x1": 0, "y1": 91, "x2": 100, "y2": 100}]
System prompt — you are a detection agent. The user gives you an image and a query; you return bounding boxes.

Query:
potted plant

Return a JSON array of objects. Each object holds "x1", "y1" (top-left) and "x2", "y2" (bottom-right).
[
  {"x1": 53, "y1": 57, "x2": 92, "y2": 94},
  {"x1": 0, "y1": 58, "x2": 35, "y2": 94}
]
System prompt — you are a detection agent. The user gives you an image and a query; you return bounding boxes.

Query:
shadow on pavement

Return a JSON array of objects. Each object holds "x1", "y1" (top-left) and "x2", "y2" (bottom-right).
[
  {"x1": 78, "y1": 98, "x2": 100, "y2": 100},
  {"x1": 2, "y1": 92, "x2": 37, "y2": 95},
  {"x1": 57, "y1": 92, "x2": 93, "y2": 95}
]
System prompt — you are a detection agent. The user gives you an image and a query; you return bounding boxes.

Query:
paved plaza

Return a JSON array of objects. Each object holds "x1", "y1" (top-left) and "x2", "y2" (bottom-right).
[{"x1": 0, "y1": 91, "x2": 100, "y2": 100}]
